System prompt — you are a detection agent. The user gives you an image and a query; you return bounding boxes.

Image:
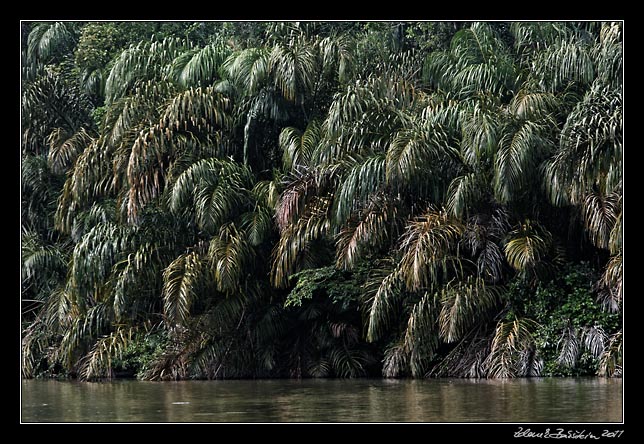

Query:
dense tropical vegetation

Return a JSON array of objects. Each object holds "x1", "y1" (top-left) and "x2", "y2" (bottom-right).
[{"x1": 21, "y1": 21, "x2": 622, "y2": 380}]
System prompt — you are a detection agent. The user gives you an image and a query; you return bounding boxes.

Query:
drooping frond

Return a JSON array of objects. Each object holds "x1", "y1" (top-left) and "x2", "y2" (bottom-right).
[
  {"x1": 280, "y1": 120, "x2": 322, "y2": 171},
  {"x1": 239, "y1": 205, "x2": 274, "y2": 247},
  {"x1": 271, "y1": 195, "x2": 332, "y2": 288},
  {"x1": 274, "y1": 170, "x2": 319, "y2": 232},
  {"x1": 581, "y1": 191, "x2": 620, "y2": 250},
  {"x1": 398, "y1": 208, "x2": 464, "y2": 292},
  {"x1": 594, "y1": 22, "x2": 622, "y2": 87},
  {"x1": 365, "y1": 264, "x2": 404, "y2": 342},
  {"x1": 47, "y1": 127, "x2": 94, "y2": 175},
  {"x1": 429, "y1": 326, "x2": 492, "y2": 378},
  {"x1": 403, "y1": 291, "x2": 439, "y2": 377},
  {"x1": 68, "y1": 222, "x2": 135, "y2": 309},
  {"x1": 167, "y1": 43, "x2": 231, "y2": 88},
  {"x1": 334, "y1": 153, "x2": 387, "y2": 225},
  {"x1": 386, "y1": 120, "x2": 454, "y2": 188},
  {"x1": 252, "y1": 180, "x2": 281, "y2": 210},
  {"x1": 27, "y1": 22, "x2": 77, "y2": 67},
  {"x1": 323, "y1": 75, "x2": 414, "y2": 157},
  {"x1": 105, "y1": 37, "x2": 188, "y2": 104},
  {"x1": 510, "y1": 22, "x2": 572, "y2": 58},
  {"x1": 169, "y1": 157, "x2": 253, "y2": 234},
  {"x1": 424, "y1": 22, "x2": 517, "y2": 98},
  {"x1": 485, "y1": 317, "x2": 539, "y2": 378},
  {"x1": 102, "y1": 80, "x2": 178, "y2": 149},
  {"x1": 269, "y1": 36, "x2": 318, "y2": 103},
  {"x1": 209, "y1": 223, "x2": 254, "y2": 293},
  {"x1": 459, "y1": 101, "x2": 500, "y2": 167},
  {"x1": 494, "y1": 120, "x2": 554, "y2": 203},
  {"x1": 504, "y1": 220, "x2": 551, "y2": 272},
  {"x1": 438, "y1": 277, "x2": 503, "y2": 343},
  {"x1": 599, "y1": 253, "x2": 622, "y2": 312},
  {"x1": 319, "y1": 34, "x2": 355, "y2": 83},
  {"x1": 55, "y1": 140, "x2": 113, "y2": 234},
  {"x1": 22, "y1": 71, "x2": 93, "y2": 154},
  {"x1": 55, "y1": 302, "x2": 112, "y2": 369},
  {"x1": 556, "y1": 323, "x2": 580, "y2": 368},
  {"x1": 22, "y1": 241, "x2": 67, "y2": 284},
  {"x1": 544, "y1": 82, "x2": 622, "y2": 206},
  {"x1": 509, "y1": 89, "x2": 560, "y2": 122},
  {"x1": 163, "y1": 251, "x2": 205, "y2": 327},
  {"x1": 581, "y1": 326, "x2": 607, "y2": 359},
  {"x1": 159, "y1": 86, "x2": 232, "y2": 133},
  {"x1": 598, "y1": 330, "x2": 622, "y2": 377},
  {"x1": 532, "y1": 37, "x2": 596, "y2": 91},
  {"x1": 78, "y1": 326, "x2": 137, "y2": 380},
  {"x1": 221, "y1": 47, "x2": 270, "y2": 96},
  {"x1": 446, "y1": 172, "x2": 487, "y2": 219},
  {"x1": 335, "y1": 193, "x2": 398, "y2": 270},
  {"x1": 461, "y1": 209, "x2": 510, "y2": 283}
]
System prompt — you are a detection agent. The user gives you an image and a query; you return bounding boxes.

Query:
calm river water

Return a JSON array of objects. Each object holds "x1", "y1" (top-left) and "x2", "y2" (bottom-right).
[{"x1": 21, "y1": 377, "x2": 622, "y2": 423}]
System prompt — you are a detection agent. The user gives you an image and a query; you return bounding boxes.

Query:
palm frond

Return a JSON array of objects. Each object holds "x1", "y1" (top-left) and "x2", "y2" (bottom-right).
[
  {"x1": 446, "y1": 173, "x2": 487, "y2": 219},
  {"x1": 428, "y1": 327, "x2": 492, "y2": 378},
  {"x1": 27, "y1": 22, "x2": 77, "y2": 66},
  {"x1": 581, "y1": 326, "x2": 607, "y2": 359},
  {"x1": 386, "y1": 121, "x2": 454, "y2": 187},
  {"x1": 509, "y1": 89, "x2": 560, "y2": 121},
  {"x1": 594, "y1": 22, "x2": 622, "y2": 87},
  {"x1": 269, "y1": 36, "x2": 318, "y2": 103},
  {"x1": 209, "y1": 223, "x2": 254, "y2": 293},
  {"x1": 102, "y1": 80, "x2": 177, "y2": 149},
  {"x1": 598, "y1": 330, "x2": 622, "y2": 377},
  {"x1": 504, "y1": 220, "x2": 551, "y2": 272},
  {"x1": 494, "y1": 120, "x2": 554, "y2": 203},
  {"x1": 382, "y1": 341, "x2": 408, "y2": 378},
  {"x1": 556, "y1": 323, "x2": 580, "y2": 367},
  {"x1": 319, "y1": 34, "x2": 355, "y2": 83},
  {"x1": 599, "y1": 253, "x2": 622, "y2": 312},
  {"x1": 21, "y1": 241, "x2": 67, "y2": 284},
  {"x1": 459, "y1": 101, "x2": 500, "y2": 167},
  {"x1": 581, "y1": 190, "x2": 620, "y2": 250},
  {"x1": 78, "y1": 327, "x2": 136, "y2": 380},
  {"x1": 485, "y1": 317, "x2": 539, "y2": 378},
  {"x1": 68, "y1": 222, "x2": 135, "y2": 310},
  {"x1": 403, "y1": 291, "x2": 439, "y2": 377},
  {"x1": 162, "y1": 251, "x2": 205, "y2": 327},
  {"x1": 252, "y1": 180, "x2": 281, "y2": 210},
  {"x1": 55, "y1": 140, "x2": 113, "y2": 234},
  {"x1": 510, "y1": 22, "x2": 572, "y2": 57},
  {"x1": 438, "y1": 277, "x2": 503, "y2": 343},
  {"x1": 365, "y1": 264, "x2": 404, "y2": 342},
  {"x1": 47, "y1": 127, "x2": 94, "y2": 175},
  {"x1": 335, "y1": 193, "x2": 398, "y2": 270},
  {"x1": 533, "y1": 38, "x2": 595, "y2": 91},
  {"x1": 239, "y1": 206, "x2": 274, "y2": 247},
  {"x1": 334, "y1": 153, "x2": 387, "y2": 225},
  {"x1": 280, "y1": 120, "x2": 322, "y2": 171},
  {"x1": 271, "y1": 195, "x2": 332, "y2": 288},
  {"x1": 169, "y1": 157, "x2": 253, "y2": 234},
  {"x1": 544, "y1": 82, "x2": 622, "y2": 206},
  {"x1": 105, "y1": 37, "x2": 188, "y2": 104},
  {"x1": 274, "y1": 170, "x2": 318, "y2": 232},
  {"x1": 221, "y1": 47, "x2": 270, "y2": 96},
  {"x1": 167, "y1": 43, "x2": 231, "y2": 88},
  {"x1": 398, "y1": 208, "x2": 464, "y2": 292}
]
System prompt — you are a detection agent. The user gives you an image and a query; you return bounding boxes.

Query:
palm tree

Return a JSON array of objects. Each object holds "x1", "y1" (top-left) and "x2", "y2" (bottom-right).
[{"x1": 21, "y1": 21, "x2": 622, "y2": 380}]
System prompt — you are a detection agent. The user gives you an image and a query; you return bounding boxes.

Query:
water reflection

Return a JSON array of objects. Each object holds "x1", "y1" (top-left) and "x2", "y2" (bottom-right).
[{"x1": 21, "y1": 378, "x2": 622, "y2": 423}]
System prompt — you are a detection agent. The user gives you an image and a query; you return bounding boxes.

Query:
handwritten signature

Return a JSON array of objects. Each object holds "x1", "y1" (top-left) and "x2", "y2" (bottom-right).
[{"x1": 514, "y1": 427, "x2": 624, "y2": 440}]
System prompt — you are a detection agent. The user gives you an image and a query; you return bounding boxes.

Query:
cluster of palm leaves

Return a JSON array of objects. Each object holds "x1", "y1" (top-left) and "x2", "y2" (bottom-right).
[{"x1": 22, "y1": 21, "x2": 622, "y2": 380}]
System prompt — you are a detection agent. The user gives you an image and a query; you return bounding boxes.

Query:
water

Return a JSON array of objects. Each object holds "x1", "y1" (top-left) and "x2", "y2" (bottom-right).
[{"x1": 21, "y1": 378, "x2": 622, "y2": 423}]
